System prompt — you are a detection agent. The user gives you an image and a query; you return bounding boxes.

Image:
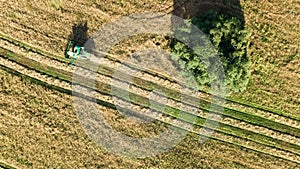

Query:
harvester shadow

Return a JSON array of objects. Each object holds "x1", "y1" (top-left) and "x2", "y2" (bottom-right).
[
  {"x1": 70, "y1": 21, "x2": 89, "y2": 47},
  {"x1": 64, "y1": 21, "x2": 90, "y2": 59}
]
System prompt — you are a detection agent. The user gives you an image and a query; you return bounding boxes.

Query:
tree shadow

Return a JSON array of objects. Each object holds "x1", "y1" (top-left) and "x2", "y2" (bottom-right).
[{"x1": 172, "y1": 0, "x2": 245, "y2": 26}]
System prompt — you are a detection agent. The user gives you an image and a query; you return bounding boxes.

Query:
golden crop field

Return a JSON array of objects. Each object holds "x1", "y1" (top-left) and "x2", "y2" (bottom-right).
[{"x1": 0, "y1": 0, "x2": 299, "y2": 168}]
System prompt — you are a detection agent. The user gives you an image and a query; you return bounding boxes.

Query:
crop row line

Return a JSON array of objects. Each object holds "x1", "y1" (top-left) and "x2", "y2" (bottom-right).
[
  {"x1": 1, "y1": 60, "x2": 299, "y2": 165},
  {"x1": 1, "y1": 47, "x2": 300, "y2": 161},
  {"x1": 0, "y1": 34, "x2": 299, "y2": 138},
  {"x1": 0, "y1": 31, "x2": 298, "y2": 124},
  {"x1": 0, "y1": 160, "x2": 17, "y2": 169}
]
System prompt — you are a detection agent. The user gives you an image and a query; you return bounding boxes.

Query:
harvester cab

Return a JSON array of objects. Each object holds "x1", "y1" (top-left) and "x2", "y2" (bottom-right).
[{"x1": 65, "y1": 40, "x2": 89, "y2": 66}]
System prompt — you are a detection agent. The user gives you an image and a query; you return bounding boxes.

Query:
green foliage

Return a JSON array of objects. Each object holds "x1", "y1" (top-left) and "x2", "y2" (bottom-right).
[{"x1": 171, "y1": 10, "x2": 252, "y2": 93}]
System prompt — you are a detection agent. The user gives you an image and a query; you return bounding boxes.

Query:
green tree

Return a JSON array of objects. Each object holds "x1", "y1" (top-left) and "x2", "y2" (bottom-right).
[{"x1": 171, "y1": 10, "x2": 252, "y2": 93}]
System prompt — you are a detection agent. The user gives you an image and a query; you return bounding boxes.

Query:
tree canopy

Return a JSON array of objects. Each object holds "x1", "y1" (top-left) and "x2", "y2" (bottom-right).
[{"x1": 171, "y1": 10, "x2": 252, "y2": 93}]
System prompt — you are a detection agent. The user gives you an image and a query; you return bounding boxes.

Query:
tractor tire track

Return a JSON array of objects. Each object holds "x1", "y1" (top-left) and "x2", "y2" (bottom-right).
[
  {"x1": 1, "y1": 46, "x2": 300, "y2": 163},
  {"x1": 1, "y1": 37, "x2": 300, "y2": 147},
  {"x1": 2, "y1": 31, "x2": 299, "y2": 133},
  {"x1": 1, "y1": 36, "x2": 300, "y2": 150},
  {"x1": 1, "y1": 62, "x2": 300, "y2": 164}
]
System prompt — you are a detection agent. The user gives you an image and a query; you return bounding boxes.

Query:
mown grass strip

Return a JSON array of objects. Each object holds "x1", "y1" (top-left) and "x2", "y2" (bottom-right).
[
  {"x1": 3, "y1": 34, "x2": 298, "y2": 140},
  {"x1": 93, "y1": 48, "x2": 300, "y2": 122},
  {"x1": 2, "y1": 47, "x2": 300, "y2": 155},
  {"x1": 0, "y1": 31, "x2": 298, "y2": 122},
  {"x1": 80, "y1": 61, "x2": 300, "y2": 138},
  {"x1": 226, "y1": 97, "x2": 300, "y2": 121},
  {"x1": 0, "y1": 161, "x2": 17, "y2": 169},
  {"x1": 1, "y1": 64, "x2": 300, "y2": 165},
  {"x1": 76, "y1": 59, "x2": 300, "y2": 139},
  {"x1": 2, "y1": 32, "x2": 300, "y2": 136},
  {"x1": 1, "y1": 48, "x2": 300, "y2": 157}
]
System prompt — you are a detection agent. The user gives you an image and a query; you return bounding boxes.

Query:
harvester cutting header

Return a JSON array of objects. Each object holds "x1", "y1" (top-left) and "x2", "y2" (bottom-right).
[
  {"x1": 65, "y1": 22, "x2": 90, "y2": 66},
  {"x1": 65, "y1": 39, "x2": 90, "y2": 66}
]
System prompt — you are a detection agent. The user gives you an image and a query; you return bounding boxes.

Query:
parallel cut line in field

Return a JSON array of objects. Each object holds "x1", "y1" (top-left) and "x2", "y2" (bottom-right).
[
  {"x1": 0, "y1": 33, "x2": 300, "y2": 142},
  {"x1": 1, "y1": 32, "x2": 299, "y2": 136},
  {"x1": 2, "y1": 37, "x2": 300, "y2": 150},
  {"x1": 0, "y1": 2, "x2": 299, "y2": 120},
  {"x1": 1, "y1": 37, "x2": 300, "y2": 148},
  {"x1": 0, "y1": 160, "x2": 17, "y2": 169},
  {"x1": 1, "y1": 44, "x2": 300, "y2": 147},
  {"x1": 6, "y1": 46, "x2": 300, "y2": 144},
  {"x1": 2, "y1": 30, "x2": 298, "y2": 126},
  {"x1": 92, "y1": 47, "x2": 300, "y2": 121},
  {"x1": 2, "y1": 50, "x2": 299, "y2": 154},
  {"x1": 1, "y1": 62, "x2": 300, "y2": 164},
  {"x1": 1, "y1": 48, "x2": 300, "y2": 161}
]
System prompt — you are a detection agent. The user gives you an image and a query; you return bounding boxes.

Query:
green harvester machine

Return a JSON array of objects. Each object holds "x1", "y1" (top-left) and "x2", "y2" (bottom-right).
[{"x1": 65, "y1": 40, "x2": 90, "y2": 66}]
